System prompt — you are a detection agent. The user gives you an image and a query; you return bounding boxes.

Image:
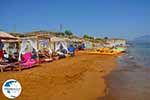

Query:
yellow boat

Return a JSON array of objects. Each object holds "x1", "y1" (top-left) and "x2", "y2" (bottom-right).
[
  {"x1": 78, "y1": 48, "x2": 120, "y2": 55},
  {"x1": 90, "y1": 48, "x2": 118, "y2": 55}
]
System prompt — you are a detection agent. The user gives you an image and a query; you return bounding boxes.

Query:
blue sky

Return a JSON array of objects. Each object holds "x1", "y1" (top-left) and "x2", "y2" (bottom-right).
[{"x1": 0, "y1": 0, "x2": 150, "y2": 40}]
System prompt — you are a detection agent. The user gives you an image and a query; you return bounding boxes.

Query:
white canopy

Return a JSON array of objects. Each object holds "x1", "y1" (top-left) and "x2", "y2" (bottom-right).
[
  {"x1": 50, "y1": 37, "x2": 69, "y2": 52},
  {"x1": 18, "y1": 39, "x2": 38, "y2": 61},
  {"x1": 55, "y1": 41, "x2": 68, "y2": 52},
  {"x1": 51, "y1": 37, "x2": 65, "y2": 42}
]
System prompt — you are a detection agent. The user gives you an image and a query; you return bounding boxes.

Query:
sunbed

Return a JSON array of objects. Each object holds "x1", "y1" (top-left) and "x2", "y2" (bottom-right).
[{"x1": 0, "y1": 63, "x2": 21, "y2": 72}]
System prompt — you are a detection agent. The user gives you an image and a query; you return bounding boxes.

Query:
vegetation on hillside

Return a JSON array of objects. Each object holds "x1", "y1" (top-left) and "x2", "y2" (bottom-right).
[
  {"x1": 9, "y1": 30, "x2": 106, "y2": 43},
  {"x1": 9, "y1": 32, "x2": 25, "y2": 37},
  {"x1": 83, "y1": 34, "x2": 94, "y2": 40}
]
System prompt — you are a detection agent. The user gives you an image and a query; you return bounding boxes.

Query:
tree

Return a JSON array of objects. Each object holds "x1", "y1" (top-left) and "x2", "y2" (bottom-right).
[
  {"x1": 83, "y1": 34, "x2": 94, "y2": 40},
  {"x1": 103, "y1": 37, "x2": 108, "y2": 43},
  {"x1": 83, "y1": 34, "x2": 88, "y2": 38},
  {"x1": 55, "y1": 32, "x2": 65, "y2": 37},
  {"x1": 64, "y1": 30, "x2": 73, "y2": 36},
  {"x1": 9, "y1": 32, "x2": 25, "y2": 37},
  {"x1": 95, "y1": 38, "x2": 104, "y2": 41},
  {"x1": 104, "y1": 37, "x2": 108, "y2": 40}
]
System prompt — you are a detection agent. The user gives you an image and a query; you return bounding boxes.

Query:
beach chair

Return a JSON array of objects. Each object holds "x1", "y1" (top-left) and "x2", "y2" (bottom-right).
[
  {"x1": 38, "y1": 50, "x2": 53, "y2": 63},
  {"x1": 68, "y1": 46, "x2": 75, "y2": 57},
  {"x1": 20, "y1": 52, "x2": 37, "y2": 69},
  {"x1": 0, "y1": 64, "x2": 10, "y2": 72},
  {"x1": 0, "y1": 63, "x2": 20, "y2": 72}
]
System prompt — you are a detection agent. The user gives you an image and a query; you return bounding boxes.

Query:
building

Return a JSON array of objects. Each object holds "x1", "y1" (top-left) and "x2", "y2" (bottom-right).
[{"x1": 105, "y1": 38, "x2": 127, "y2": 47}]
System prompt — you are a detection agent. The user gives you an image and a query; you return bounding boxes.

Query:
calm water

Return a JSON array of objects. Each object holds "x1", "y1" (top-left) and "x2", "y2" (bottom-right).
[
  {"x1": 101, "y1": 42, "x2": 150, "y2": 100},
  {"x1": 128, "y1": 42, "x2": 150, "y2": 67}
]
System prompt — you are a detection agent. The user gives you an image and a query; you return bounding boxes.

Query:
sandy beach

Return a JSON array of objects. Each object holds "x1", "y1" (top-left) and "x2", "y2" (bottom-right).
[{"x1": 0, "y1": 53, "x2": 117, "y2": 100}]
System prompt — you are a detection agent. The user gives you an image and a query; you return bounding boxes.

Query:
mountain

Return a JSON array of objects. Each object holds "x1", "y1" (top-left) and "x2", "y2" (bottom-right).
[{"x1": 134, "y1": 35, "x2": 150, "y2": 43}]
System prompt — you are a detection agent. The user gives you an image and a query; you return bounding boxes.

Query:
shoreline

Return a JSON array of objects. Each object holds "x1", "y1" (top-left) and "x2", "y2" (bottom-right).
[
  {"x1": 0, "y1": 53, "x2": 118, "y2": 100},
  {"x1": 101, "y1": 52, "x2": 150, "y2": 100}
]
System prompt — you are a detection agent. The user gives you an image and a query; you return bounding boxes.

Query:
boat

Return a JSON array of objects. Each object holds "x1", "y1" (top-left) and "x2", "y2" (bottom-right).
[{"x1": 78, "y1": 47, "x2": 127, "y2": 55}]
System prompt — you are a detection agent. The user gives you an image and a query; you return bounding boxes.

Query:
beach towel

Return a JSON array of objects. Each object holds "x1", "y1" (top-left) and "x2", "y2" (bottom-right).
[
  {"x1": 0, "y1": 50, "x2": 3, "y2": 60},
  {"x1": 21, "y1": 52, "x2": 36, "y2": 68}
]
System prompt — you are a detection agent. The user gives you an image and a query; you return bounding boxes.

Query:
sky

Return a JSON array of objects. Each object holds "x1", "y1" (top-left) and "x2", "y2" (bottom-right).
[{"x1": 0, "y1": 0, "x2": 150, "y2": 40}]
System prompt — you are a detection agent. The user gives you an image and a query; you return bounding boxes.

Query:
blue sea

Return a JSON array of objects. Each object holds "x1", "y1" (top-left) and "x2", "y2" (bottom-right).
[
  {"x1": 118, "y1": 42, "x2": 150, "y2": 67},
  {"x1": 127, "y1": 42, "x2": 150, "y2": 67},
  {"x1": 103, "y1": 42, "x2": 150, "y2": 100}
]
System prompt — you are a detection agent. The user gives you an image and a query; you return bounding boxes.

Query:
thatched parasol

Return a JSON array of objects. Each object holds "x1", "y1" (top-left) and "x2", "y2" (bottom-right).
[{"x1": 0, "y1": 31, "x2": 18, "y2": 40}]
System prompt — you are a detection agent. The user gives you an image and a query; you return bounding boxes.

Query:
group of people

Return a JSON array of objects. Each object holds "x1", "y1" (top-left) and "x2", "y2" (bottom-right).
[
  {"x1": 0, "y1": 39, "x2": 19, "y2": 64},
  {"x1": 21, "y1": 44, "x2": 76, "y2": 63},
  {"x1": 0, "y1": 38, "x2": 77, "y2": 65},
  {"x1": 0, "y1": 39, "x2": 4, "y2": 62},
  {"x1": 52, "y1": 44, "x2": 76, "y2": 60}
]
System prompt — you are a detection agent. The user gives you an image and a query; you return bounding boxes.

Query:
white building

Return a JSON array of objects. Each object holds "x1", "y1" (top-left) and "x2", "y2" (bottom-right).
[{"x1": 105, "y1": 38, "x2": 127, "y2": 47}]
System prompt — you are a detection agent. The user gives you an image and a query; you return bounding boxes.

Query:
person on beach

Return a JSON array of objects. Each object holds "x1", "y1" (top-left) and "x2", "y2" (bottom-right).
[
  {"x1": 14, "y1": 49, "x2": 19, "y2": 59},
  {"x1": 68, "y1": 45, "x2": 75, "y2": 56},
  {"x1": 31, "y1": 48, "x2": 38, "y2": 59},
  {"x1": 3, "y1": 50, "x2": 9, "y2": 62},
  {"x1": 8, "y1": 53, "x2": 18, "y2": 63},
  {"x1": 56, "y1": 50, "x2": 66, "y2": 59},
  {"x1": 78, "y1": 43, "x2": 85, "y2": 50},
  {"x1": 0, "y1": 39, "x2": 4, "y2": 62}
]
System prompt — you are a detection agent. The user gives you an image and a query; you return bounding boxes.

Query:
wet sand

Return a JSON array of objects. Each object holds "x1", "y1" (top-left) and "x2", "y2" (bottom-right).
[
  {"x1": 0, "y1": 53, "x2": 117, "y2": 100},
  {"x1": 102, "y1": 56, "x2": 150, "y2": 100}
]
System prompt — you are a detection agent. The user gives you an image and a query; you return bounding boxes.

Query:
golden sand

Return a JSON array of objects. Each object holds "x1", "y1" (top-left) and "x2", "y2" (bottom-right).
[{"x1": 0, "y1": 53, "x2": 117, "y2": 100}]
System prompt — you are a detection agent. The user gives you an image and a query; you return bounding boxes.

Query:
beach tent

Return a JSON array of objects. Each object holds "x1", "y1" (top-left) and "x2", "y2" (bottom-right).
[
  {"x1": 0, "y1": 32, "x2": 20, "y2": 71},
  {"x1": 39, "y1": 40, "x2": 49, "y2": 50},
  {"x1": 3, "y1": 42, "x2": 18, "y2": 54},
  {"x1": 67, "y1": 38, "x2": 84, "y2": 49},
  {"x1": 0, "y1": 31, "x2": 19, "y2": 54},
  {"x1": 55, "y1": 41, "x2": 68, "y2": 52},
  {"x1": 51, "y1": 37, "x2": 69, "y2": 52},
  {"x1": 19, "y1": 35, "x2": 52, "y2": 61},
  {"x1": 19, "y1": 39, "x2": 38, "y2": 61}
]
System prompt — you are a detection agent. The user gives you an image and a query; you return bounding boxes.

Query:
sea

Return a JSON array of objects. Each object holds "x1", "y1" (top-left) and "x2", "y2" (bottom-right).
[
  {"x1": 124, "y1": 42, "x2": 150, "y2": 67},
  {"x1": 101, "y1": 42, "x2": 150, "y2": 100}
]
